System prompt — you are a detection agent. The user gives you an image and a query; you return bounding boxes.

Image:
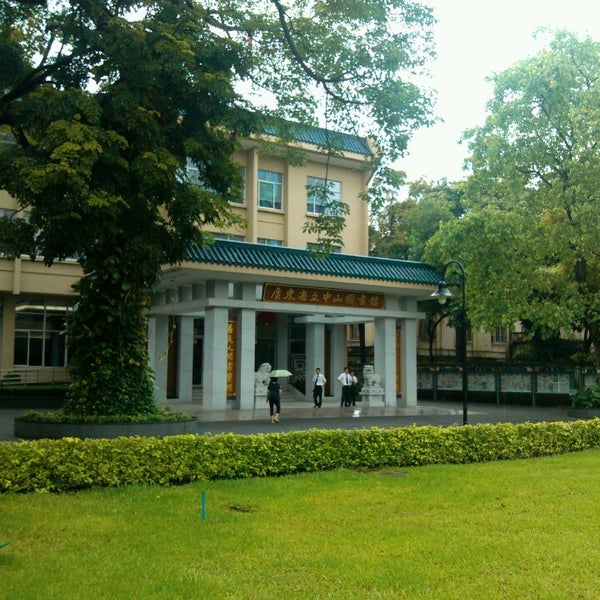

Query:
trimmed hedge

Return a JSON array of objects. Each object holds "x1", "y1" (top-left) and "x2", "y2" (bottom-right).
[
  {"x1": 0, "y1": 384, "x2": 68, "y2": 409},
  {"x1": 2, "y1": 419, "x2": 600, "y2": 493},
  {"x1": 0, "y1": 384, "x2": 68, "y2": 397}
]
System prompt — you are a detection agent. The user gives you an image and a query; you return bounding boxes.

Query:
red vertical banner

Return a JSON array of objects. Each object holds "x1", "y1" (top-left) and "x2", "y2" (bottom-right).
[
  {"x1": 396, "y1": 327, "x2": 402, "y2": 396},
  {"x1": 227, "y1": 320, "x2": 237, "y2": 397}
]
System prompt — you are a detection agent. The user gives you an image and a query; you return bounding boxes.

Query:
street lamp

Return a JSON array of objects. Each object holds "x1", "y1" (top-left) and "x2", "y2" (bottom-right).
[{"x1": 430, "y1": 260, "x2": 468, "y2": 425}]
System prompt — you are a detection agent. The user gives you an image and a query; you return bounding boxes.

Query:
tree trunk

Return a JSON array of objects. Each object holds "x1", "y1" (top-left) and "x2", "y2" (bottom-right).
[{"x1": 64, "y1": 244, "x2": 158, "y2": 416}]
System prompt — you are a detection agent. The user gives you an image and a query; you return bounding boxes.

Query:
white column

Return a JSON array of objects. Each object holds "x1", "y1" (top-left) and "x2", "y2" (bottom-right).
[
  {"x1": 202, "y1": 281, "x2": 229, "y2": 410},
  {"x1": 305, "y1": 319, "x2": 325, "y2": 399},
  {"x1": 177, "y1": 316, "x2": 194, "y2": 403},
  {"x1": 400, "y1": 297, "x2": 418, "y2": 407},
  {"x1": 374, "y1": 316, "x2": 398, "y2": 407},
  {"x1": 330, "y1": 324, "x2": 345, "y2": 403},
  {"x1": 148, "y1": 315, "x2": 169, "y2": 404},
  {"x1": 236, "y1": 283, "x2": 257, "y2": 409}
]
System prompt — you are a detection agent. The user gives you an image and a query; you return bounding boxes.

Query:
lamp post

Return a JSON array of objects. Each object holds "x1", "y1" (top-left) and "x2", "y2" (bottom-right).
[{"x1": 430, "y1": 260, "x2": 468, "y2": 425}]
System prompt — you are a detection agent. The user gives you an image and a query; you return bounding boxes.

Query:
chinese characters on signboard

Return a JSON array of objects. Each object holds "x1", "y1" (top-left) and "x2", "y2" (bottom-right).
[{"x1": 262, "y1": 284, "x2": 385, "y2": 309}]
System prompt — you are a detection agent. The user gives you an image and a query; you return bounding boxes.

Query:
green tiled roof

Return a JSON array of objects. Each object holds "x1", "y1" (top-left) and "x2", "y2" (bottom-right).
[
  {"x1": 263, "y1": 123, "x2": 372, "y2": 157},
  {"x1": 186, "y1": 240, "x2": 439, "y2": 285}
]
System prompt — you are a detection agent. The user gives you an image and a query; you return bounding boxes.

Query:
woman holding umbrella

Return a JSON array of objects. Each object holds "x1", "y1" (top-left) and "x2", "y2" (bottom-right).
[
  {"x1": 266, "y1": 377, "x2": 281, "y2": 423},
  {"x1": 266, "y1": 369, "x2": 291, "y2": 423}
]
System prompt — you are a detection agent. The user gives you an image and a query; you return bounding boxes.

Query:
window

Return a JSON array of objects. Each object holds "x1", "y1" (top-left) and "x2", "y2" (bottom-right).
[
  {"x1": 306, "y1": 176, "x2": 342, "y2": 215},
  {"x1": 14, "y1": 300, "x2": 70, "y2": 367},
  {"x1": 257, "y1": 238, "x2": 283, "y2": 247},
  {"x1": 306, "y1": 242, "x2": 341, "y2": 253},
  {"x1": 185, "y1": 157, "x2": 201, "y2": 186},
  {"x1": 0, "y1": 208, "x2": 30, "y2": 221},
  {"x1": 348, "y1": 324, "x2": 360, "y2": 342},
  {"x1": 214, "y1": 233, "x2": 245, "y2": 242},
  {"x1": 258, "y1": 169, "x2": 283, "y2": 210},
  {"x1": 493, "y1": 327, "x2": 507, "y2": 344}
]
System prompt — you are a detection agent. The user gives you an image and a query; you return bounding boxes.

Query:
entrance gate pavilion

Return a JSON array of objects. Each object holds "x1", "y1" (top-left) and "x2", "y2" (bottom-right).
[{"x1": 148, "y1": 240, "x2": 440, "y2": 410}]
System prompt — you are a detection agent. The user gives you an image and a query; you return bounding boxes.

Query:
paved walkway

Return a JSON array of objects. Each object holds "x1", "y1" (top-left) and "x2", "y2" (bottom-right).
[{"x1": 0, "y1": 397, "x2": 578, "y2": 441}]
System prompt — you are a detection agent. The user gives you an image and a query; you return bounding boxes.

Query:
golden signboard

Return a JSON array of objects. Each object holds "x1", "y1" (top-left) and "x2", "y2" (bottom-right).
[{"x1": 262, "y1": 283, "x2": 384, "y2": 310}]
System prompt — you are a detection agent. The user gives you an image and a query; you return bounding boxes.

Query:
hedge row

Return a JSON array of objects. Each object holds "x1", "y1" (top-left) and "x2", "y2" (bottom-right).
[
  {"x1": 0, "y1": 384, "x2": 68, "y2": 397},
  {"x1": 2, "y1": 419, "x2": 600, "y2": 493}
]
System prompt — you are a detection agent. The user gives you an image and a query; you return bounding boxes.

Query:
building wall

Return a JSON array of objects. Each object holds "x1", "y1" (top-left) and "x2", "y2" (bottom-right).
[
  {"x1": 213, "y1": 145, "x2": 370, "y2": 254},
  {"x1": 349, "y1": 319, "x2": 512, "y2": 363},
  {"x1": 419, "y1": 323, "x2": 509, "y2": 361},
  {"x1": 0, "y1": 134, "x2": 374, "y2": 379}
]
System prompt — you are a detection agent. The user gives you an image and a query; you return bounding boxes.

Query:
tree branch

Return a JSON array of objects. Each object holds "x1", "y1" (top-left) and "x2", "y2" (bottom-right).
[{"x1": 268, "y1": 0, "x2": 366, "y2": 107}]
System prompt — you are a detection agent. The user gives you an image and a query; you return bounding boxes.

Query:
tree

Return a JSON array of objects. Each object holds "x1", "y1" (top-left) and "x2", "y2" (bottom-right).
[
  {"x1": 425, "y1": 30, "x2": 600, "y2": 365},
  {"x1": 369, "y1": 195, "x2": 413, "y2": 259},
  {"x1": 0, "y1": 0, "x2": 436, "y2": 415},
  {"x1": 402, "y1": 179, "x2": 464, "y2": 260},
  {"x1": 369, "y1": 178, "x2": 463, "y2": 260},
  {"x1": 369, "y1": 178, "x2": 465, "y2": 361}
]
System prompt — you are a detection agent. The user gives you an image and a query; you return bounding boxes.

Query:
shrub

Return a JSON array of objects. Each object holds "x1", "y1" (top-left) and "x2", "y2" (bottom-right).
[
  {"x1": 16, "y1": 406, "x2": 189, "y2": 424},
  {"x1": 0, "y1": 384, "x2": 68, "y2": 398},
  {"x1": 3, "y1": 420, "x2": 600, "y2": 493},
  {"x1": 570, "y1": 385, "x2": 600, "y2": 408}
]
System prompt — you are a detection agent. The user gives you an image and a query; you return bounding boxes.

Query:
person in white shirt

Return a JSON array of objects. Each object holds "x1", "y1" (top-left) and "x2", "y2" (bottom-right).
[
  {"x1": 312, "y1": 367, "x2": 327, "y2": 408},
  {"x1": 337, "y1": 366, "x2": 353, "y2": 407}
]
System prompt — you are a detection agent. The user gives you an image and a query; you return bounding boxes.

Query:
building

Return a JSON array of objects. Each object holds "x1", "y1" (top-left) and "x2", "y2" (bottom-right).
[
  {"x1": 417, "y1": 319, "x2": 510, "y2": 363},
  {"x1": 0, "y1": 126, "x2": 441, "y2": 407}
]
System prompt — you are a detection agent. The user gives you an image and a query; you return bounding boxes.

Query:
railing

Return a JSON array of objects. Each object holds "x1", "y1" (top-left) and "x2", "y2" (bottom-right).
[{"x1": 0, "y1": 367, "x2": 70, "y2": 386}]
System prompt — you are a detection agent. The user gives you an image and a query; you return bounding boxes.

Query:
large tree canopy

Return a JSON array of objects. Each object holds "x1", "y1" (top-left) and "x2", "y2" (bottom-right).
[
  {"x1": 0, "y1": 0, "x2": 436, "y2": 415},
  {"x1": 425, "y1": 31, "x2": 600, "y2": 362}
]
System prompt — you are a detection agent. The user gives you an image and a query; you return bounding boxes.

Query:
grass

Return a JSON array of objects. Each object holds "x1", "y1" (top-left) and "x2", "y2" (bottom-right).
[{"x1": 2, "y1": 449, "x2": 600, "y2": 599}]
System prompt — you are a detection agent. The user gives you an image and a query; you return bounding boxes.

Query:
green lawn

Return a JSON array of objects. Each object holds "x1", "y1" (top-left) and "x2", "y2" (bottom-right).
[{"x1": 2, "y1": 449, "x2": 600, "y2": 599}]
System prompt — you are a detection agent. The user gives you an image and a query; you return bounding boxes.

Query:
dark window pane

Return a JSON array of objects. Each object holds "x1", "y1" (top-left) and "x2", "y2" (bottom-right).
[{"x1": 14, "y1": 333, "x2": 28, "y2": 365}]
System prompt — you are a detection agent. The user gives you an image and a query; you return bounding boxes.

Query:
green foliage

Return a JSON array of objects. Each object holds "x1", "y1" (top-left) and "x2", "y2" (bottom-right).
[
  {"x1": 2, "y1": 420, "x2": 600, "y2": 493},
  {"x1": 570, "y1": 385, "x2": 600, "y2": 408},
  {"x1": 369, "y1": 197, "x2": 412, "y2": 259},
  {"x1": 0, "y1": 384, "x2": 68, "y2": 396},
  {"x1": 17, "y1": 406, "x2": 188, "y2": 424},
  {"x1": 369, "y1": 179, "x2": 464, "y2": 260},
  {"x1": 0, "y1": 0, "x2": 436, "y2": 416},
  {"x1": 426, "y1": 31, "x2": 600, "y2": 361},
  {"x1": 0, "y1": 214, "x2": 36, "y2": 258},
  {"x1": 64, "y1": 259, "x2": 156, "y2": 416},
  {"x1": 511, "y1": 337, "x2": 587, "y2": 364}
]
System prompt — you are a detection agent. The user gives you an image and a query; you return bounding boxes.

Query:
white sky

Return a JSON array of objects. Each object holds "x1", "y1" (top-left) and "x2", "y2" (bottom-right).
[{"x1": 401, "y1": 0, "x2": 600, "y2": 185}]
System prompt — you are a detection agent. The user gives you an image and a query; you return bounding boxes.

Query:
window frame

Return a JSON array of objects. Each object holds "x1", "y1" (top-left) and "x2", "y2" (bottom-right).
[
  {"x1": 306, "y1": 176, "x2": 342, "y2": 215},
  {"x1": 258, "y1": 169, "x2": 283, "y2": 210},
  {"x1": 14, "y1": 300, "x2": 70, "y2": 367},
  {"x1": 257, "y1": 238, "x2": 283, "y2": 247},
  {"x1": 493, "y1": 326, "x2": 508, "y2": 344}
]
